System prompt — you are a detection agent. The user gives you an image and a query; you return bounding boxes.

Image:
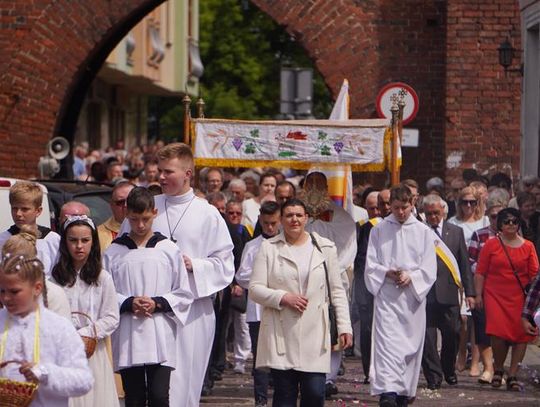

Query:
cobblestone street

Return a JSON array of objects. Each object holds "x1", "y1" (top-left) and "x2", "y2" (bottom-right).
[{"x1": 200, "y1": 345, "x2": 540, "y2": 406}]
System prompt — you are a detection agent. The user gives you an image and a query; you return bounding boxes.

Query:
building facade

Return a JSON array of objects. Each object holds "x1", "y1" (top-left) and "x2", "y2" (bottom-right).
[
  {"x1": 520, "y1": 0, "x2": 540, "y2": 177},
  {"x1": 75, "y1": 0, "x2": 201, "y2": 150}
]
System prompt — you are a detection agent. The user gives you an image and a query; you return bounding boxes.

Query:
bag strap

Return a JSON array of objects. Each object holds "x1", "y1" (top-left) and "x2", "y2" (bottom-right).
[
  {"x1": 497, "y1": 235, "x2": 527, "y2": 296},
  {"x1": 310, "y1": 233, "x2": 333, "y2": 306}
]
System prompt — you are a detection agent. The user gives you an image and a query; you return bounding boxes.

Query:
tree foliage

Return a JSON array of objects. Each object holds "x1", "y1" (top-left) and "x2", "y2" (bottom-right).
[
  {"x1": 199, "y1": 0, "x2": 332, "y2": 120},
  {"x1": 152, "y1": 0, "x2": 333, "y2": 141}
]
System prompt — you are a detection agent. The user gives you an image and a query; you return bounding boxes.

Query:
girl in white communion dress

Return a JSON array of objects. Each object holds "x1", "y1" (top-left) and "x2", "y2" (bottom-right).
[
  {"x1": 0, "y1": 253, "x2": 93, "y2": 407},
  {"x1": 52, "y1": 215, "x2": 120, "y2": 407}
]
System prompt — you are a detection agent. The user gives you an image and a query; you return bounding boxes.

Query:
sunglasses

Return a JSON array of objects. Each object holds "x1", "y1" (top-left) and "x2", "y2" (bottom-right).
[
  {"x1": 460, "y1": 199, "x2": 477, "y2": 207},
  {"x1": 113, "y1": 199, "x2": 127, "y2": 207},
  {"x1": 227, "y1": 211, "x2": 242, "y2": 216},
  {"x1": 424, "y1": 211, "x2": 442, "y2": 217},
  {"x1": 502, "y1": 218, "x2": 519, "y2": 226}
]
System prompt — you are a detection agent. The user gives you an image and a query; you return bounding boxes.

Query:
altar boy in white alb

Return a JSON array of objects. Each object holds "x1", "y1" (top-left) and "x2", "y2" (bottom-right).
[
  {"x1": 120, "y1": 143, "x2": 235, "y2": 406},
  {"x1": 365, "y1": 184, "x2": 437, "y2": 407},
  {"x1": 104, "y1": 187, "x2": 193, "y2": 405},
  {"x1": 0, "y1": 181, "x2": 60, "y2": 278}
]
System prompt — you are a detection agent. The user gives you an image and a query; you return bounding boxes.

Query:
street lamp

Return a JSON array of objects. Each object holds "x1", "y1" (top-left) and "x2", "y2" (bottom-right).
[{"x1": 497, "y1": 38, "x2": 523, "y2": 75}]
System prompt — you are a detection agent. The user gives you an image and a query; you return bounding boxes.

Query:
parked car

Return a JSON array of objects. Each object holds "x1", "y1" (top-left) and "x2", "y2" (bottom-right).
[
  {"x1": 0, "y1": 178, "x2": 52, "y2": 231},
  {"x1": 35, "y1": 180, "x2": 113, "y2": 231}
]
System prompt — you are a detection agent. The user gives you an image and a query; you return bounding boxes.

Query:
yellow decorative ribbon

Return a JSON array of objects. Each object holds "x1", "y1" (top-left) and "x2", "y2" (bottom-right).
[
  {"x1": 368, "y1": 218, "x2": 381, "y2": 227},
  {"x1": 193, "y1": 157, "x2": 387, "y2": 172},
  {"x1": 0, "y1": 307, "x2": 40, "y2": 365},
  {"x1": 435, "y1": 246, "x2": 462, "y2": 288},
  {"x1": 245, "y1": 224, "x2": 254, "y2": 238}
]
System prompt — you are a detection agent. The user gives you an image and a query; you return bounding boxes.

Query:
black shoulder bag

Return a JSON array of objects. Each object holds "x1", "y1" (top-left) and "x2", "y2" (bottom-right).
[
  {"x1": 310, "y1": 233, "x2": 339, "y2": 347},
  {"x1": 497, "y1": 236, "x2": 531, "y2": 297}
]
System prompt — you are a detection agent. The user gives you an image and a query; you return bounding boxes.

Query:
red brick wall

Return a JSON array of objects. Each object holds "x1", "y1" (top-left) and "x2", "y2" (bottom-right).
[
  {"x1": 445, "y1": 0, "x2": 522, "y2": 184},
  {"x1": 251, "y1": 1, "x2": 449, "y2": 187},
  {"x1": 0, "y1": 0, "x2": 522, "y2": 187},
  {"x1": 256, "y1": 0, "x2": 521, "y2": 188}
]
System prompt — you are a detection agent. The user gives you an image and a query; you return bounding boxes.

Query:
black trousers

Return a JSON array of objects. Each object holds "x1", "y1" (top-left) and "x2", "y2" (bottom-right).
[
  {"x1": 212, "y1": 287, "x2": 232, "y2": 374},
  {"x1": 203, "y1": 289, "x2": 232, "y2": 389},
  {"x1": 358, "y1": 303, "x2": 373, "y2": 377},
  {"x1": 120, "y1": 364, "x2": 172, "y2": 407},
  {"x1": 421, "y1": 303, "x2": 461, "y2": 384},
  {"x1": 249, "y1": 321, "x2": 270, "y2": 403}
]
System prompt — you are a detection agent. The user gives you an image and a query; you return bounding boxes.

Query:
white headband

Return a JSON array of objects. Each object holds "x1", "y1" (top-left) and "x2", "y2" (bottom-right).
[{"x1": 63, "y1": 215, "x2": 96, "y2": 231}]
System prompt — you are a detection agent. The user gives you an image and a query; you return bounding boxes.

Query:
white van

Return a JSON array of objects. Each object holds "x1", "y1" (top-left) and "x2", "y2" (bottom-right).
[{"x1": 0, "y1": 178, "x2": 52, "y2": 231}]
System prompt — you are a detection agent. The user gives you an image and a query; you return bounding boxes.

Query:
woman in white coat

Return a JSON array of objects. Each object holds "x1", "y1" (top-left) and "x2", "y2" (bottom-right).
[{"x1": 249, "y1": 198, "x2": 353, "y2": 407}]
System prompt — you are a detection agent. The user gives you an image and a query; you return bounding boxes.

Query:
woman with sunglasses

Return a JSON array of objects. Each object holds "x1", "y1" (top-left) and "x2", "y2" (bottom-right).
[
  {"x1": 448, "y1": 186, "x2": 489, "y2": 375},
  {"x1": 474, "y1": 208, "x2": 539, "y2": 391},
  {"x1": 448, "y1": 186, "x2": 489, "y2": 247}
]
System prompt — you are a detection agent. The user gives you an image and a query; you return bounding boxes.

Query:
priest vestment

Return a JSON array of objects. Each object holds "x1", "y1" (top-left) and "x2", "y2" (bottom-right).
[{"x1": 305, "y1": 202, "x2": 357, "y2": 276}]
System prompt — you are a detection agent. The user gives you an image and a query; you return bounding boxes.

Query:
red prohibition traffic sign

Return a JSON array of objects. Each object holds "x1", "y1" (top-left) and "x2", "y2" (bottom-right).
[{"x1": 376, "y1": 82, "x2": 419, "y2": 125}]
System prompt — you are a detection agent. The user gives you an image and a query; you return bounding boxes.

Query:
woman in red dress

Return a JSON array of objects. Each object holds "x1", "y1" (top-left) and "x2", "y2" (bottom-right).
[{"x1": 475, "y1": 207, "x2": 539, "y2": 391}]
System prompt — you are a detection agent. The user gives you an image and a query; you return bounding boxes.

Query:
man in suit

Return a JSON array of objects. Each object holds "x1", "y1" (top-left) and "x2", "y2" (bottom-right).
[
  {"x1": 421, "y1": 194, "x2": 476, "y2": 389},
  {"x1": 353, "y1": 189, "x2": 391, "y2": 384}
]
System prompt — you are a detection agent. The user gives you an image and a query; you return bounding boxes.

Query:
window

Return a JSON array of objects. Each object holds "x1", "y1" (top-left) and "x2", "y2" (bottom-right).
[
  {"x1": 126, "y1": 31, "x2": 136, "y2": 67},
  {"x1": 147, "y1": 22, "x2": 165, "y2": 66}
]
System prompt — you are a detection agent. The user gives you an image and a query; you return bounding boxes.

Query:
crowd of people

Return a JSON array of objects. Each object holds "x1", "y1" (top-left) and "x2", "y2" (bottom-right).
[{"x1": 0, "y1": 140, "x2": 540, "y2": 407}]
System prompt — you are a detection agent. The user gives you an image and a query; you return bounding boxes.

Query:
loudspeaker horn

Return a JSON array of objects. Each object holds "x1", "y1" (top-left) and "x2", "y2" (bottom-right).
[{"x1": 47, "y1": 137, "x2": 70, "y2": 160}]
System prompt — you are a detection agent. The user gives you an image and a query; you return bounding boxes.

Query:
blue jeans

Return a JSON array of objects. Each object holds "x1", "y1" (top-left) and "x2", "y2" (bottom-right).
[
  {"x1": 249, "y1": 321, "x2": 270, "y2": 403},
  {"x1": 270, "y1": 368, "x2": 326, "y2": 407}
]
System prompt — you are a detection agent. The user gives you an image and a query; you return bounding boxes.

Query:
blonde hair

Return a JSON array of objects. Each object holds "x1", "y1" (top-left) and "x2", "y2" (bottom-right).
[
  {"x1": 402, "y1": 178, "x2": 419, "y2": 191},
  {"x1": 2, "y1": 225, "x2": 38, "y2": 257},
  {"x1": 1, "y1": 255, "x2": 44, "y2": 284},
  {"x1": 1, "y1": 225, "x2": 48, "y2": 306},
  {"x1": 156, "y1": 142, "x2": 194, "y2": 170},
  {"x1": 456, "y1": 186, "x2": 485, "y2": 221},
  {"x1": 9, "y1": 181, "x2": 43, "y2": 208}
]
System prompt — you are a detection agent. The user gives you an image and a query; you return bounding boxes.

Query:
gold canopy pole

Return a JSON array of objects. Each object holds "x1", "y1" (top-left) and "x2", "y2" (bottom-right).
[
  {"x1": 398, "y1": 88, "x2": 407, "y2": 147},
  {"x1": 196, "y1": 96, "x2": 205, "y2": 119},
  {"x1": 390, "y1": 95, "x2": 400, "y2": 186}
]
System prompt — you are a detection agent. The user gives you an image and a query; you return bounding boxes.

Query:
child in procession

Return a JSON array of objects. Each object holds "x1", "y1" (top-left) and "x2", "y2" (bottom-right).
[
  {"x1": 2, "y1": 225, "x2": 71, "y2": 319},
  {"x1": 0, "y1": 181, "x2": 60, "y2": 277},
  {"x1": 103, "y1": 187, "x2": 192, "y2": 406},
  {"x1": 51, "y1": 215, "x2": 120, "y2": 407},
  {"x1": 0, "y1": 250, "x2": 93, "y2": 406}
]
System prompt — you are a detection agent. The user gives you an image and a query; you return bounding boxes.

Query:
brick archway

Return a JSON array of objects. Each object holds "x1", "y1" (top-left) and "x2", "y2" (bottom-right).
[
  {"x1": 0, "y1": 1, "x2": 522, "y2": 185},
  {"x1": 0, "y1": 0, "x2": 403, "y2": 179}
]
